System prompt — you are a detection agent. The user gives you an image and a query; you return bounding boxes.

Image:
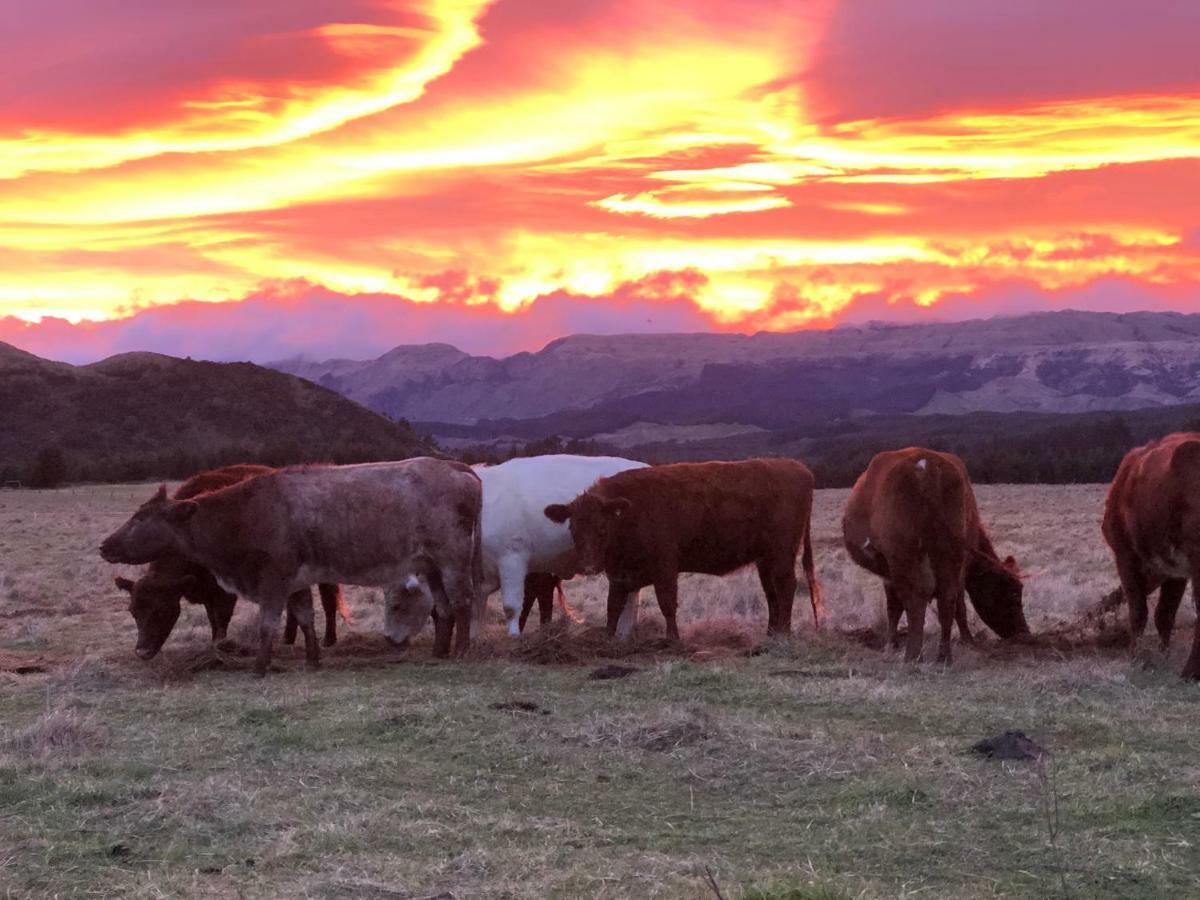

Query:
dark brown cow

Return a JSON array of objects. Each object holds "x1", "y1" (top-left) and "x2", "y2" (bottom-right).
[
  {"x1": 112, "y1": 464, "x2": 346, "y2": 660},
  {"x1": 1102, "y1": 432, "x2": 1200, "y2": 679},
  {"x1": 101, "y1": 458, "x2": 482, "y2": 675},
  {"x1": 843, "y1": 448, "x2": 1029, "y2": 663},
  {"x1": 544, "y1": 458, "x2": 823, "y2": 641}
]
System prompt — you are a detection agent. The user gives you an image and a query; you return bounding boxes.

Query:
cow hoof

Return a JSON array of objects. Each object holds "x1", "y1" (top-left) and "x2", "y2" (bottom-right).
[{"x1": 323, "y1": 637, "x2": 336, "y2": 648}]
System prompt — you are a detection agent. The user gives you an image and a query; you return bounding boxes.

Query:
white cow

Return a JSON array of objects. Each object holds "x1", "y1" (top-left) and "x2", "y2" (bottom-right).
[
  {"x1": 383, "y1": 454, "x2": 646, "y2": 643},
  {"x1": 478, "y1": 454, "x2": 648, "y2": 636}
]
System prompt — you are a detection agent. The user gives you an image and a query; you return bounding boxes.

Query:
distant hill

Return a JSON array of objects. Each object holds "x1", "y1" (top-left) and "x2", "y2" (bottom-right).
[
  {"x1": 272, "y1": 311, "x2": 1200, "y2": 446},
  {"x1": 0, "y1": 344, "x2": 434, "y2": 485}
]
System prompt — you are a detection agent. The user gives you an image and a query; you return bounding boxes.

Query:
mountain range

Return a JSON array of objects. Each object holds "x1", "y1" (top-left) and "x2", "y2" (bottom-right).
[{"x1": 271, "y1": 310, "x2": 1200, "y2": 449}]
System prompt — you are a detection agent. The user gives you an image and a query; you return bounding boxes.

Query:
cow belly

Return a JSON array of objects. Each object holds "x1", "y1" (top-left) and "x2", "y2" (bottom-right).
[
  {"x1": 291, "y1": 560, "x2": 418, "y2": 592},
  {"x1": 1149, "y1": 547, "x2": 1191, "y2": 580}
]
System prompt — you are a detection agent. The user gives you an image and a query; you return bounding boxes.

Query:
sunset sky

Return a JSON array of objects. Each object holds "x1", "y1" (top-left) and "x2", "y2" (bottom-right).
[{"x1": 2, "y1": 0, "x2": 1199, "y2": 362}]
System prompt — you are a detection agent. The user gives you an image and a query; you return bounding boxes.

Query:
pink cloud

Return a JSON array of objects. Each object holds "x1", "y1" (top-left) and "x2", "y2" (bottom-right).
[
  {"x1": 4, "y1": 273, "x2": 1198, "y2": 366},
  {"x1": 0, "y1": 274, "x2": 718, "y2": 364}
]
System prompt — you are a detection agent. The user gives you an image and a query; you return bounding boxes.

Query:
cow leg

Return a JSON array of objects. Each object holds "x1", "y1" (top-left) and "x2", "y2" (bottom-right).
[
  {"x1": 934, "y1": 563, "x2": 966, "y2": 664},
  {"x1": 1155, "y1": 578, "x2": 1187, "y2": 651},
  {"x1": 1116, "y1": 557, "x2": 1150, "y2": 648},
  {"x1": 432, "y1": 608, "x2": 454, "y2": 658},
  {"x1": 773, "y1": 566, "x2": 798, "y2": 635},
  {"x1": 884, "y1": 582, "x2": 904, "y2": 650},
  {"x1": 898, "y1": 583, "x2": 927, "y2": 663},
  {"x1": 518, "y1": 576, "x2": 536, "y2": 633},
  {"x1": 519, "y1": 573, "x2": 556, "y2": 633},
  {"x1": 615, "y1": 589, "x2": 639, "y2": 641},
  {"x1": 435, "y1": 566, "x2": 477, "y2": 658},
  {"x1": 209, "y1": 590, "x2": 236, "y2": 643},
  {"x1": 954, "y1": 596, "x2": 975, "y2": 645},
  {"x1": 283, "y1": 608, "x2": 299, "y2": 645},
  {"x1": 756, "y1": 560, "x2": 780, "y2": 633},
  {"x1": 1181, "y1": 572, "x2": 1200, "y2": 680},
  {"x1": 252, "y1": 590, "x2": 287, "y2": 677},
  {"x1": 538, "y1": 579, "x2": 556, "y2": 626},
  {"x1": 318, "y1": 583, "x2": 341, "y2": 647},
  {"x1": 606, "y1": 580, "x2": 633, "y2": 638},
  {"x1": 653, "y1": 577, "x2": 681, "y2": 643},
  {"x1": 452, "y1": 602, "x2": 472, "y2": 657},
  {"x1": 286, "y1": 590, "x2": 320, "y2": 670},
  {"x1": 498, "y1": 555, "x2": 529, "y2": 637}
]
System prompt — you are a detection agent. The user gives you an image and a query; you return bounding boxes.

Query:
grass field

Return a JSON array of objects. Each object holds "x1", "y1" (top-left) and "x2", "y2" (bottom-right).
[{"x1": 2, "y1": 482, "x2": 1199, "y2": 898}]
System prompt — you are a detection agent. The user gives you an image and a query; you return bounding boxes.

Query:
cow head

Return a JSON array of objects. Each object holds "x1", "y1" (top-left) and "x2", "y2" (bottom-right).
[
  {"x1": 100, "y1": 485, "x2": 197, "y2": 565},
  {"x1": 114, "y1": 571, "x2": 197, "y2": 659},
  {"x1": 965, "y1": 553, "x2": 1030, "y2": 639},
  {"x1": 544, "y1": 493, "x2": 632, "y2": 575},
  {"x1": 382, "y1": 579, "x2": 435, "y2": 648}
]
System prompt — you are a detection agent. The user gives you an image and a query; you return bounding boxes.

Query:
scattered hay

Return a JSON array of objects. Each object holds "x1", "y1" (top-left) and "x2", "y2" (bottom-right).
[
  {"x1": 490, "y1": 700, "x2": 551, "y2": 716},
  {"x1": 3, "y1": 706, "x2": 108, "y2": 760},
  {"x1": 509, "y1": 621, "x2": 665, "y2": 666},
  {"x1": 682, "y1": 618, "x2": 757, "y2": 658},
  {"x1": 570, "y1": 706, "x2": 718, "y2": 755},
  {"x1": 50, "y1": 656, "x2": 123, "y2": 693}
]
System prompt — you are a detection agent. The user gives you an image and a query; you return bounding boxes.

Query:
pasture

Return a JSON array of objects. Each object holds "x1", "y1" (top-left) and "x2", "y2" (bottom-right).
[{"x1": 2, "y1": 482, "x2": 1199, "y2": 898}]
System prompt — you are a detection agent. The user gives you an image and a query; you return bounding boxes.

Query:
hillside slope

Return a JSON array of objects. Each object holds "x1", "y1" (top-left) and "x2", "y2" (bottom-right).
[{"x1": 0, "y1": 344, "x2": 433, "y2": 483}]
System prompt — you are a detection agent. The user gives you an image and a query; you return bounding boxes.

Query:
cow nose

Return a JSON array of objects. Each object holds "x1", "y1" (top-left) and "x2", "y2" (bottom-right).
[{"x1": 135, "y1": 646, "x2": 156, "y2": 660}]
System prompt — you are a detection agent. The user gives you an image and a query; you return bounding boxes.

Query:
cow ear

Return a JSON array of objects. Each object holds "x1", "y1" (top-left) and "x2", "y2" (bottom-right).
[
  {"x1": 114, "y1": 576, "x2": 135, "y2": 594},
  {"x1": 544, "y1": 503, "x2": 571, "y2": 524},
  {"x1": 605, "y1": 498, "x2": 633, "y2": 519},
  {"x1": 166, "y1": 500, "x2": 198, "y2": 523},
  {"x1": 153, "y1": 484, "x2": 169, "y2": 502}
]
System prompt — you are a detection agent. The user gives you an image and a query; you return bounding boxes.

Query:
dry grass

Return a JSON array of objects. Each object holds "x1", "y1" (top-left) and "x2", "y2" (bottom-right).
[{"x1": 1, "y1": 481, "x2": 1199, "y2": 898}]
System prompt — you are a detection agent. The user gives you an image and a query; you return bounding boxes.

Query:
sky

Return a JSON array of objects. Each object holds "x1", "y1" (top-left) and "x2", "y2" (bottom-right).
[{"x1": 1, "y1": 0, "x2": 1198, "y2": 362}]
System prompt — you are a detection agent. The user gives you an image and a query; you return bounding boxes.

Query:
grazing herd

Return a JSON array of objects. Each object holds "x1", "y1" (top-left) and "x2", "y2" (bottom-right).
[{"x1": 98, "y1": 434, "x2": 1200, "y2": 681}]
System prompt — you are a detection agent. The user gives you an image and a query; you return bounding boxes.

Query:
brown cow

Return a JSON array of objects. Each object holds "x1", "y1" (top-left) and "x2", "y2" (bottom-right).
[
  {"x1": 100, "y1": 458, "x2": 482, "y2": 675},
  {"x1": 111, "y1": 464, "x2": 345, "y2": 660},
  {"x1": 544, "y1": 458, "x2": 823, "y2": 641},
  {"x1": 843, "y1": 448, "x2": 1029, "y2": 663},
  {"x1": 1102, "y1": 432, "x2": 1200, "y2": 679}
]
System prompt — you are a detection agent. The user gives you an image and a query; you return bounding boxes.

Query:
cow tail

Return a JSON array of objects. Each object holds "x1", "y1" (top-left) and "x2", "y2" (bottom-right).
[
  {"x1": 322, "y1": 582, "x2": 351, "y2": 625},
  {"x1": 802, "y1": 523, "x2": 824, "y2": 630},
  {"x1": 471, "y1": 485, "x2": 486, "y2": 625},
  {"x1": 556, "y1": 581, "x2": 585, "y2": 624}
]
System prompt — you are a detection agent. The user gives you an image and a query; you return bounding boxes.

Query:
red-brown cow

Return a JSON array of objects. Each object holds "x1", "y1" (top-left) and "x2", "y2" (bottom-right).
[
  {"x1": 544, "y1": 458, "x2": 823, "y2": 641},
  {"x1": 843, "y1": 448, "x2": 1029, "y2": 663},
  {"x1": 1103, "y1": 432, "x2": 1200, "y2": 679},
  {"x1": 112, "y1": 464, "x2": 345, "y2": 660}
]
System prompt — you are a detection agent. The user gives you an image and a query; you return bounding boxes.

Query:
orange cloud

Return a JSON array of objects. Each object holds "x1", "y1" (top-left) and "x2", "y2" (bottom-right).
[{"x1": 0, "y1": 1, "x2": 1197, "y2": 356}]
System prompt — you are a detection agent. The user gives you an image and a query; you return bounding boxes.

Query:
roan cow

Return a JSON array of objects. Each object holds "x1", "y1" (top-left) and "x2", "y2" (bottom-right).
[
  {"x1": 543, "y1": 458, "x2": 823, "y2": 641},
  {"x1": 101, "y1": 458, "x2": 482, "y2": 675},
  {"x1": 384, "y1": 454, "x2": 646, "y2": 643},
  {"x1": 1102, "y1": 432, "x2": 1200, "y2": 679},
  {"x1": 842, "y1": 447, "x2": 1030, "y2": 663},
  {"x1": 112, "y1": 464, "x2": 346, "y2": 660}
]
